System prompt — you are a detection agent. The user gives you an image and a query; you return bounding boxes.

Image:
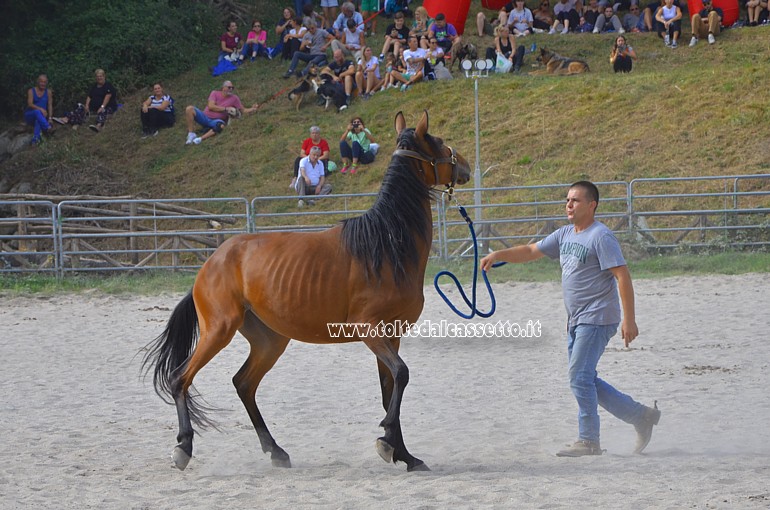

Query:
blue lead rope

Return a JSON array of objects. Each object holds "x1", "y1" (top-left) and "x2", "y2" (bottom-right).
[{"x1": 433, "y1": 205, "x2": 506, "y2": 319}]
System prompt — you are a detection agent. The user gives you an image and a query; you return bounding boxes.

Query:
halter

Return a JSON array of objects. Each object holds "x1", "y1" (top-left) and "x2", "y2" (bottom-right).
[{"x1": 393, "y1": 145, "x2": 460, "y2": 197}]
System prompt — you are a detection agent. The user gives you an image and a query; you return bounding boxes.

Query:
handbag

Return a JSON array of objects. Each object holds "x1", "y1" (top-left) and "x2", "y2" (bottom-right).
[{"x1": 495, "y1": 53, "x2": 513, "y2": 73}]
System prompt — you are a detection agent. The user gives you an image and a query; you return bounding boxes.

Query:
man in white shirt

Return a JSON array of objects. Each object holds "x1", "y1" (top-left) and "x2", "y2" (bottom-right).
[
  {"x1": 296, "y1": 146, "x2": 332, "y2": 207},
  {"x1": 390, "y1": 36, "x2": 427, "y2": 92}
]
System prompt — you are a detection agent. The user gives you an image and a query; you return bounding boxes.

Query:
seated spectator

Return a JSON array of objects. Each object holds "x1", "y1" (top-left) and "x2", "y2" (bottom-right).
[
  {"x1": 355, "y1": 46, "x2": 382, "y2": 99},
  {"x1": 339, "y1": 116, "x2": 377, "y2": 173},
  {"x1": 241, "y1": 20, "x2": 270, "y2": 62},
  {"x1": 746, "y1": 0, "x2": 768, "y2": 26},
  {"x1": 609, "y1": 34, "x2": 636, "y2": 72},
  {"x1": 275, "y1": 7, "x2": 296, "y2": 60},
  {"x1": 411, "y1": 6, "x2": 434, "y2": 48},
  {"x1": 550, "y1": 0, "x2": 583, "y2": 33},
  {"x1": 220, "y1": 20, "x2": 243, "y2": 62},
  {"x1": 53, "y1": 69, "x2": 118, "y2": 133},
  {"x1": 690, "y1": 0, "x2": 722, "y2": 45},
  {"x1": 332, "y1": 17, "x2": 365, "y2": 62},
  {"x1": 332, "y1": 2, "x2": 364, "y2": 38},
  {"x1": 302, "y1": 3, "x2": 326, "y2": 29},
  {"x1": 296, "y1": 146, "x2": 332, "y2": 207},
  {"x1": 380, "y1": 11, "x2": 411, "y2": 61},
  {"x1": 508, "y1": 0, "x2": 535, "y2": 36},
  {"x1": 283, "y1": 18, "x2": 334, "y2": 78},
  {"x1": 643, "y1": 0, "x2": 679, "y2": 34},
  {"x1": 426, "y1": 37, "x2": 446, "y2": 66},
  {"x1": 576, "y1": 14, "x2": 594, "y2": 32},
  {"x1": 485, "y1": 25, "x2": 525, "y2": 73},
  {"x1": 583, "y1": 0, "x2": 601, "y2": 29},
  {"x1": 655, "y1": 0, "x2": 682, "y2": 48},
  {"x1": 477, "y1": 2, "x2": 514, "y2": 36},
  {"x1": 140, "y1": 83, "x2": 175, "y2": 137},
  {"x1": 429, "y1": 13, "x2": 461, "y2": 54},
  {"x1": 533, "y1": 1, "x2": 555, "y2": 33},
  {"x1": 183, "y1": 80, "x2": 258, "y2": 145},
  {"x1": 622, "y1": 4, "x2": 646, "y2": 32},
  {"x1": 25, "y1": 74, "x2": 53, "y2": 145},
  {"x1": 390, "y1": 36, "x2": 426, "y2": 92},
  {"x1": 328, "y1": 49, "x2": 356, "y2": 106},
  {"x1": 321, "y1": 0, "x2": 339, "y2": 29},
  {"x1": 380, "y1": 53, "x2": 400, "y2": 90},
  {"x1": 291, "y1": 125, "x2": 330, "y2": 189},
  {"x1": 282, "y1": 17, "x2": 308, "y2": 61},
  {"x1": 594, "y1": 5, "x2": 625, "y2": 32}
]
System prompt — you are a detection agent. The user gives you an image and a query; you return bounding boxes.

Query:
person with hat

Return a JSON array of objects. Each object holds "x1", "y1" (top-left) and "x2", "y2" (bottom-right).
[{"x1": 689, "y1": 0, "x2": 722, "y2": 46}]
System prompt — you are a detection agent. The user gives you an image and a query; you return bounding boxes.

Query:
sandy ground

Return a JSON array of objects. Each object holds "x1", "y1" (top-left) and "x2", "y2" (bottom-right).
[{"x1": 1, "y1": 273, "x2": 769, "y2": 509}]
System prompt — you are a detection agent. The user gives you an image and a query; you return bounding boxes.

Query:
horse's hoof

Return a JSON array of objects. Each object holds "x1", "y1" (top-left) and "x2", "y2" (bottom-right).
[
  {"x1": 375, "y1": 438, "x2": 394, "y2": 463},
  {"x1": 172, "y1": 446, "x2": 191, "y2": 470},
  {"x1": 271, "y1": 456, "x2": 292, "y2": 468},
  {"x1": 408, "y1": 461, "x2": 431, "y2": 472}
]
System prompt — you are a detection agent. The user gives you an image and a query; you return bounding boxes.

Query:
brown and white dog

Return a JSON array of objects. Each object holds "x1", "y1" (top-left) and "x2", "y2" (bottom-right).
[{"x1": 529, "y1": 47, "x2": 590, "y2": 76}]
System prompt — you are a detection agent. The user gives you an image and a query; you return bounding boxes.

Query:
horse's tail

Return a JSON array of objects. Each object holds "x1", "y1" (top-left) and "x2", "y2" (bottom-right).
[{"x1": 141, "y1": 291, "x2": 215, "y2": 429}]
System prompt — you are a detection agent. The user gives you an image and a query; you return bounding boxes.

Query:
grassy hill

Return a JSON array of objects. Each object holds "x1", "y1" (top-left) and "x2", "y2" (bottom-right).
[{"x1": 3, "y1": 0, "x2": 770, "y2": 201}]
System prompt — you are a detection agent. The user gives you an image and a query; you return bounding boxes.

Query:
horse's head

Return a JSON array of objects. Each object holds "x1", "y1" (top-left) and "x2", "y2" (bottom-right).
[{"x1": 393, "y1": 111, "x2": 471, "y2": 195}]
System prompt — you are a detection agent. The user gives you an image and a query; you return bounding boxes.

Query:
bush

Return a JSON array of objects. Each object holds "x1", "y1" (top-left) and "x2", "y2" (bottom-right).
[{"x1": 0, "y1": 0, "x2": 221, "y2": 119}]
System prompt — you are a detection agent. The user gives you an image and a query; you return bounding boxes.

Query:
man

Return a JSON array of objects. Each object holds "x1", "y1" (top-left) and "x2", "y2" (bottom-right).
[
  {"x1": 332, "y1": 1, "x2": 364, "y2": 37},
  {"x1": 477, "y1": 1, "x2": 515, "y2": 36},
  {"x1": 331, "y1": 17, "x2": 365, "y2": 62},
  {"x1": 428, "y1": 13, "x2": 460, "y2": 54},
  {"x1": 283, "y1": 17, "x2": 335, "y2": 78},
  {"x1": 296, "y1": 146, "x2": 332, "y2": 207},
  {"x1": 390, "y1": 36, "x2": 426, "y2": 92},
  {"x1": 291, "y1": 126, "x2": 331, "y2": 189},
  {"x1": 480, "y1": 181, "x2": 661, "y2": 457},
  {"x1": 689, "y1": 0, "x2": 722, "y2": 46},
  {"x1": 183, "y1": 80, "x2": 259, "y2": 145},
  {"x1": 328, "y1": 49, "x2": 356, "y2": 106},
  {"x1": 622, "y1": 4, "x2": 646, "y2": 32}
]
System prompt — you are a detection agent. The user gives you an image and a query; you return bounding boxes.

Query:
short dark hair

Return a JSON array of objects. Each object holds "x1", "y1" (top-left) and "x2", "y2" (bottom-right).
[
  {"x1": 436, "y1": 13, "x2": 446, "y2": 21},
  {"x1": 570, "y1": 181, "x2": 600, "y2": 204}
]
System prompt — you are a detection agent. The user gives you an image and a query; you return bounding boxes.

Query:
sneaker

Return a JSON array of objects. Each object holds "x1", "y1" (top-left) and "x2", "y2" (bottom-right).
[
  {"x1": 664, "y1": 34, "x2": 670, "y2": 46},
  {"x1": 689, "y1": 36, "x2": 698, "y2": 47},
  {"x1": 185, "y1": 132, "x2": 196, "y2": 145},
  {"x1": 192, "y1": 137, "x2": 202, "y2": 145},
  {"x1": 283, "y1": 70, "x2": 294, "y2": 79},
  {"x1": 592, "y1": 28, "x2": 600, "y2": 34},
  {"x1": 633, "y1": 401, "x2": 661, "y2": 454},
  {"x1": 556, "y1": 440, "x2": 603, "y2": 457},
  {"x1": 88, "y1": 124, "x2": 101, "y2": 133},
  {"x1": 379, "y1": 53, "x2": 384, "y2": 61},
  {"x1": 400, "y1": 83, "x2": 409, "y2": 92},
  {"x1": 619, "y1": 28, "x2": 625, "y2": 34},
  {"x1": 340, "y1": 164, "x2": 349, "y2": 174},
  {"x1": 350, "y1": 164, "x2": 357, "y2": 174},
  {"x1": 52, "y1": 117, "x2": 67, "y2": 125},
  {"x1": 549, "y1": 27, "x2": 557, "y2": 34},
  {"x1": 671, "y1": 40, "x2": 678, "y2": 49},
  {"x1": 708, "y1": 33, "x2": 715, "y2": 44},
  {"x1": 152, "y1": 130, "x2": 159, "y2": 137},
  {"x1": 561, "y1": 27, "x2": 569, "y2": 34},
  {"x1": 297, "y1": 199, "x2": 305, "y2": 208}
]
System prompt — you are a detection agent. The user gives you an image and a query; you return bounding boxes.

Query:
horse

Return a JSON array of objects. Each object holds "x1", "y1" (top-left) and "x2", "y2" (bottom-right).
[{"x1": 142, "y1": 110, "x2": 471, "y2": 472}]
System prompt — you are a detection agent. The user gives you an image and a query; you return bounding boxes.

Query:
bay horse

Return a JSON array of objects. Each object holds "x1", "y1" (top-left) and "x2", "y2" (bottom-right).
[{"x1": 142, "y1": 110, "x2": 470, "y2": 472}]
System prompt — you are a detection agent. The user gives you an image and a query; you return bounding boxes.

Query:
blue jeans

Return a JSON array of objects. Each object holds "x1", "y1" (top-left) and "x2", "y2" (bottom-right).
[
  {"x1": 567, "y1": 323, "x2": 645, "y2": 443},
  {"x1": 339, "y1": 140, "x2": 375, "y2": 164},
  {"x1": 192, "y1": 108, "x2": 225, "y2": 133},
  {"x1": 288, "y1": 52, "x2": 328, "y2": 75},
  {"x1": 24, "y1": 109, "x2": 50, "y2": 143},
  {"x1": 242, "y1": 42, "x2": 269, "y2": 58}
]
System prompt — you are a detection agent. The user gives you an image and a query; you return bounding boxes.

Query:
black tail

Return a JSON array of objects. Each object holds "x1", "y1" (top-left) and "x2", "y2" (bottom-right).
[{"x1": 141, "y1": 292, "x2": 215, "y2": 429}]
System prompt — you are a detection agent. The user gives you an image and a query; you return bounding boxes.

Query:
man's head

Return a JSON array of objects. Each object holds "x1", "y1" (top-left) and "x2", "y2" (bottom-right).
[
  {"x1": 333, "y1": 49, "x2": 345, "y2": 63},
  {"x1": 309, "y1": 145, "x2": 322, "y2": 162},
  {"x1": 304, "y1": 17, "x2": 316, "y2": 31},
  {"x1": 346, "y1": 18, "x2": 357, "y2": 30},
  {"x1": 37, "y1": 74, "x2": 49, "y2": 88},
  {"x1": 701, "y1": 0, "x2": 712, "y2": 7},
  {"x1": 566, "y1": 181, "x2": 599, "y2": 224},
  {"x1": 394, "y1": 11, "x2": 405, "y2": 25},
  {"x1": 408, "y1": 35, "x2": 419, "y2": 49},
  {"x1": 222, "y1": 80, "x2": 235, "y2": 95},
  {"x1": 95, "y1": 69, "x2": 106, "y2": 85},
  {"x1": 341, "y1": 1, "x2": 355, "y2": 16},
  {"x1": 435, "y1": 13, "x2": 446, "y2": 28}
]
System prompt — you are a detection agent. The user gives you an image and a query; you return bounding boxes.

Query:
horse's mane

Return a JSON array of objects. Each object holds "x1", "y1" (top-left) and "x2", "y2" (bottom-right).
[{"x1": 340, "y1": 128, "x2": 438, "y2": 286}]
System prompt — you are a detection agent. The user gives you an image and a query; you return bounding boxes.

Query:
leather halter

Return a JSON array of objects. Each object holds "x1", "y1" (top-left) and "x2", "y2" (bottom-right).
[{"x1": 393, "y1": 145, "x2": 460, "y2": 197}]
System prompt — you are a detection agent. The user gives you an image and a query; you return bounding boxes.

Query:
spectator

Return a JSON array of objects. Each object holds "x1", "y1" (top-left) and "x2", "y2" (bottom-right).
[
  {"x1": 380, "y1": 53, "x2": 399, "y2": 90},
  {"x1": 332, "y1": 17, "x2": 365, "y2": 62},
  {"x1": 390, "y1": 35, "x2": 426, "y2": 92},
  {"x1": 140, "y1": 83, "x2": 175, "y2": 137},
  {"x1": 643, "y1": 0, "x2": 680, "y2": 34},
  {"x1": 321, "y1": 0, "x2": 339, "y2": 29},
  {"x1": 274, "y1": 7, "x2": 296, "y2": 60},
  {"x1": 746, "y1": 0, "x2": 767, "y2": 25},
  {"x1": 477, "y1": 2, "x2": 514, "y2": 36},
  {"x1": 583, "y1": 0, "x2": 601, "y2": 29},
  {"x1": 380, "y1": 11, "x2": 411, "y2": 61},
  {"x1": 183, "y1": 80, "x2": 259, "y2": 145},
  {"x1": 411, "y1": 6, "x2": 434, "y2": 48},
  {"x1": 241, "y1": 20, "x2": 270, "y2": 62},
  {"x1": 53, "y1": 69, "x2": 118, "y2": 133},
  {"x1": 356, "y1": 46, "x2": 382, "y2": 99},
  {"x1": 507, "y1": 0, "x2": 535, "y2": 36},
  {"x1": 655, "y1": 0, "x2": 682, "y2": 48},
  {"x1": 622, "y1": 4, "x2": 646, "y2": 32},
  {"x1": 594, "y1": 5, "x2": 625, "y2": 32},
  {"x1": 291, "y1": 125, "x2": 331, "y2": 189},
  {"x1": 332, "y1": 2, "x2": 364, "y2": 37},
  {"x1": 610, "y1": 34, "x2": 636, "y2": 72},
  {"x1": 25, "y1": 74, "x2": 53, "y2": 145},
  {"x1": 550, "y1": 0, "x2": 582, "y2": 34},
  {"x1": 485, "y1": 25, "x2": 525, "y2": 73},
  {"x1": 302, "y1": 3, "x2": 327, "y2": 29},
  {"x1": 426, "y1": 37, "x2": 446, "y2": 66},
  {"x1": 361, "y1": 0, "x2": 379, "y2": 36},
  {"x1": 429, "y1": 13, "x2": 461, "y2": 55},
  {"x1": 296, "y1": 146, "x2": 332, "y2": 207},
  {"x1": 339, "y1": 116, "x2": 377, "y2": 174},
  {"x1": 219, "y1": 20, "x2": 243, "y2": 62},
  {"x1": 689, "y1": 0, "x2": 722, "y2": 46},
  {"x1": 282, "y1": 17, "x2": 308, "y2": 61},
  {"x1": 533, "y1": 0, "x2": 555, "y2": 33},
  {"x1": 328, "y1": 49, "x2": 357, "y2": 106},
  {"x1": 283, "y1": 18, "x2": 334, "y2": 78}
]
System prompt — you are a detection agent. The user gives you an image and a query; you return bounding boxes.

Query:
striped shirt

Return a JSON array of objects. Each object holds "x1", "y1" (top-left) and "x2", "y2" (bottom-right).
[{"x1": 148, "y1": 94, "x2": 173, "y2": 113}]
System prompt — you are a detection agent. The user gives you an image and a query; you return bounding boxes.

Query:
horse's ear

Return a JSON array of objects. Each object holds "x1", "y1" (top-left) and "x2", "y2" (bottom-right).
[
  {"x1": 394, "y1": 111, "x2": 406, "y2": 135},
  {"x1": 415, "y1": 110, "x2": 429, "y2": 139}
]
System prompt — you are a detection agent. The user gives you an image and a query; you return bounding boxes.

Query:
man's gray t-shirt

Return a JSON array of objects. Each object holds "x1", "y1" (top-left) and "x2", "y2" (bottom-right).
[
  {"x1": 303, "y1": 29, "x2": 330, "y2": 55},
  {"x1": 536, "y1": 221, "x2": 626, "y2": 327}
]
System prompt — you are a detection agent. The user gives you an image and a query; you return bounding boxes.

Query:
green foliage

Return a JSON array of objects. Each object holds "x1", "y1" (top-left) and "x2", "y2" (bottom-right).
[{"x1": 0, "y1": 0, "x2": 222, "y2": 117}]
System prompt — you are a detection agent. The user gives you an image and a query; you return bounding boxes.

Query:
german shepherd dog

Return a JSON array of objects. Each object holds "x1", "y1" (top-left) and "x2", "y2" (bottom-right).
[
  {"x1": 449, "y1": 41, "x2": 478, "y2": 70},
  {"x1": 529, "y1": 47, "x2": 590, "y2": 76}
]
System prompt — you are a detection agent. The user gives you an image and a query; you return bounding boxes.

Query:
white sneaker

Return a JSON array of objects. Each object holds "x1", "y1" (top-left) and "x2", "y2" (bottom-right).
[
  {"x1": 664, "y1": 34, "x2": 670, "y2": 46},
  {"x1": 549, "y1": 27, "x2": 557, "y2": 34},
  {"x1": 561, "y1": 27, "x2": 569, "y2": 34},
  {"x1": 185, "y1": 132, "x2": 196, "y2": 145},
  {"x1": 708, "y1": 33, "x2": 715, "y2": 44},
  {"x1": 619, "y1": 28, "x2": 625, "y2": 34},
  {"x1": 689, "y1": 36, "x2": 698, "y2": 47},
  {"x1": 297, "y1": 199, "x2": 305, "y2": 208},
  {"x1": 192, "y1": 137, "x2": 202, "y2": 145},
  {"x1": 592, "y1": 28, "x2": 600, "y2": 34}
]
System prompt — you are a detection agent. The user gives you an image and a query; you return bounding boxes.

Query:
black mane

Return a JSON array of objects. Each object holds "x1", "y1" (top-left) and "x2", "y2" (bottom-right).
[{"x1": 340, "y1": 128, "x2": 440, "y2": 285}]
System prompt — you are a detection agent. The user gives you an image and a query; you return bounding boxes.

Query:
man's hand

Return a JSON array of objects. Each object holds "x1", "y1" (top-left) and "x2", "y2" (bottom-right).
[{"x1": 621, "y1": 318, "x2": 639, "y2": 347}]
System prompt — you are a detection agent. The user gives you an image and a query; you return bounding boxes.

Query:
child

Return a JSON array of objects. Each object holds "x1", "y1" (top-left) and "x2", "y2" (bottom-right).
[{"x1": 381, "y1": 54, "x2": 398, "y2": 89}]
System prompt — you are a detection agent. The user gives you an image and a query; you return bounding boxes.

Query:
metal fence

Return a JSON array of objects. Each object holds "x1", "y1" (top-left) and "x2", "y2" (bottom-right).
[{"x1": 1, "y1": 174, "x2": 769, "y2": 276}]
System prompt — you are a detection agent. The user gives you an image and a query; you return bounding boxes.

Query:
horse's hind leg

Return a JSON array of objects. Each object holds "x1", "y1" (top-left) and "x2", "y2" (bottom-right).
[
  {"x1": 235, "y1": 311, "x2": 292, "y2": 468},
  {"x1": 368, "y1": 337, "x2": 429, "y2": 472}
]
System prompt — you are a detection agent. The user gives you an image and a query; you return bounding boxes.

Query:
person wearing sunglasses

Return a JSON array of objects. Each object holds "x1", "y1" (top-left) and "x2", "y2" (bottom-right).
[
  {"x1": 477, "y1": 1, "x2": 515, "y2": 37},
  {"x1": 184, "y1": 81, "x2": 259, "y2": 146},
  {"x1": 689, "y1": 0, "x2": 722, "y2": 46},
  {"x1": 622, "y1": 4, "x2": 647, "y2": 32},
  {"x1": 241, "y1": 20, "x2": 270, "y2": 62},
  {"x1": 533, "y1": 1, "x2": 554, "y2": 33}
]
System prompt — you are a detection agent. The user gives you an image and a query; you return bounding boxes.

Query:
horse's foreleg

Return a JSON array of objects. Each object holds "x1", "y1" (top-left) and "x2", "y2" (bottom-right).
[
  {"x1": 367, "y1": 337, "x2": 429, "y2": 472},
  {"x1": 235, "y1": 312, "x2": 292, "y2": 468}
]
